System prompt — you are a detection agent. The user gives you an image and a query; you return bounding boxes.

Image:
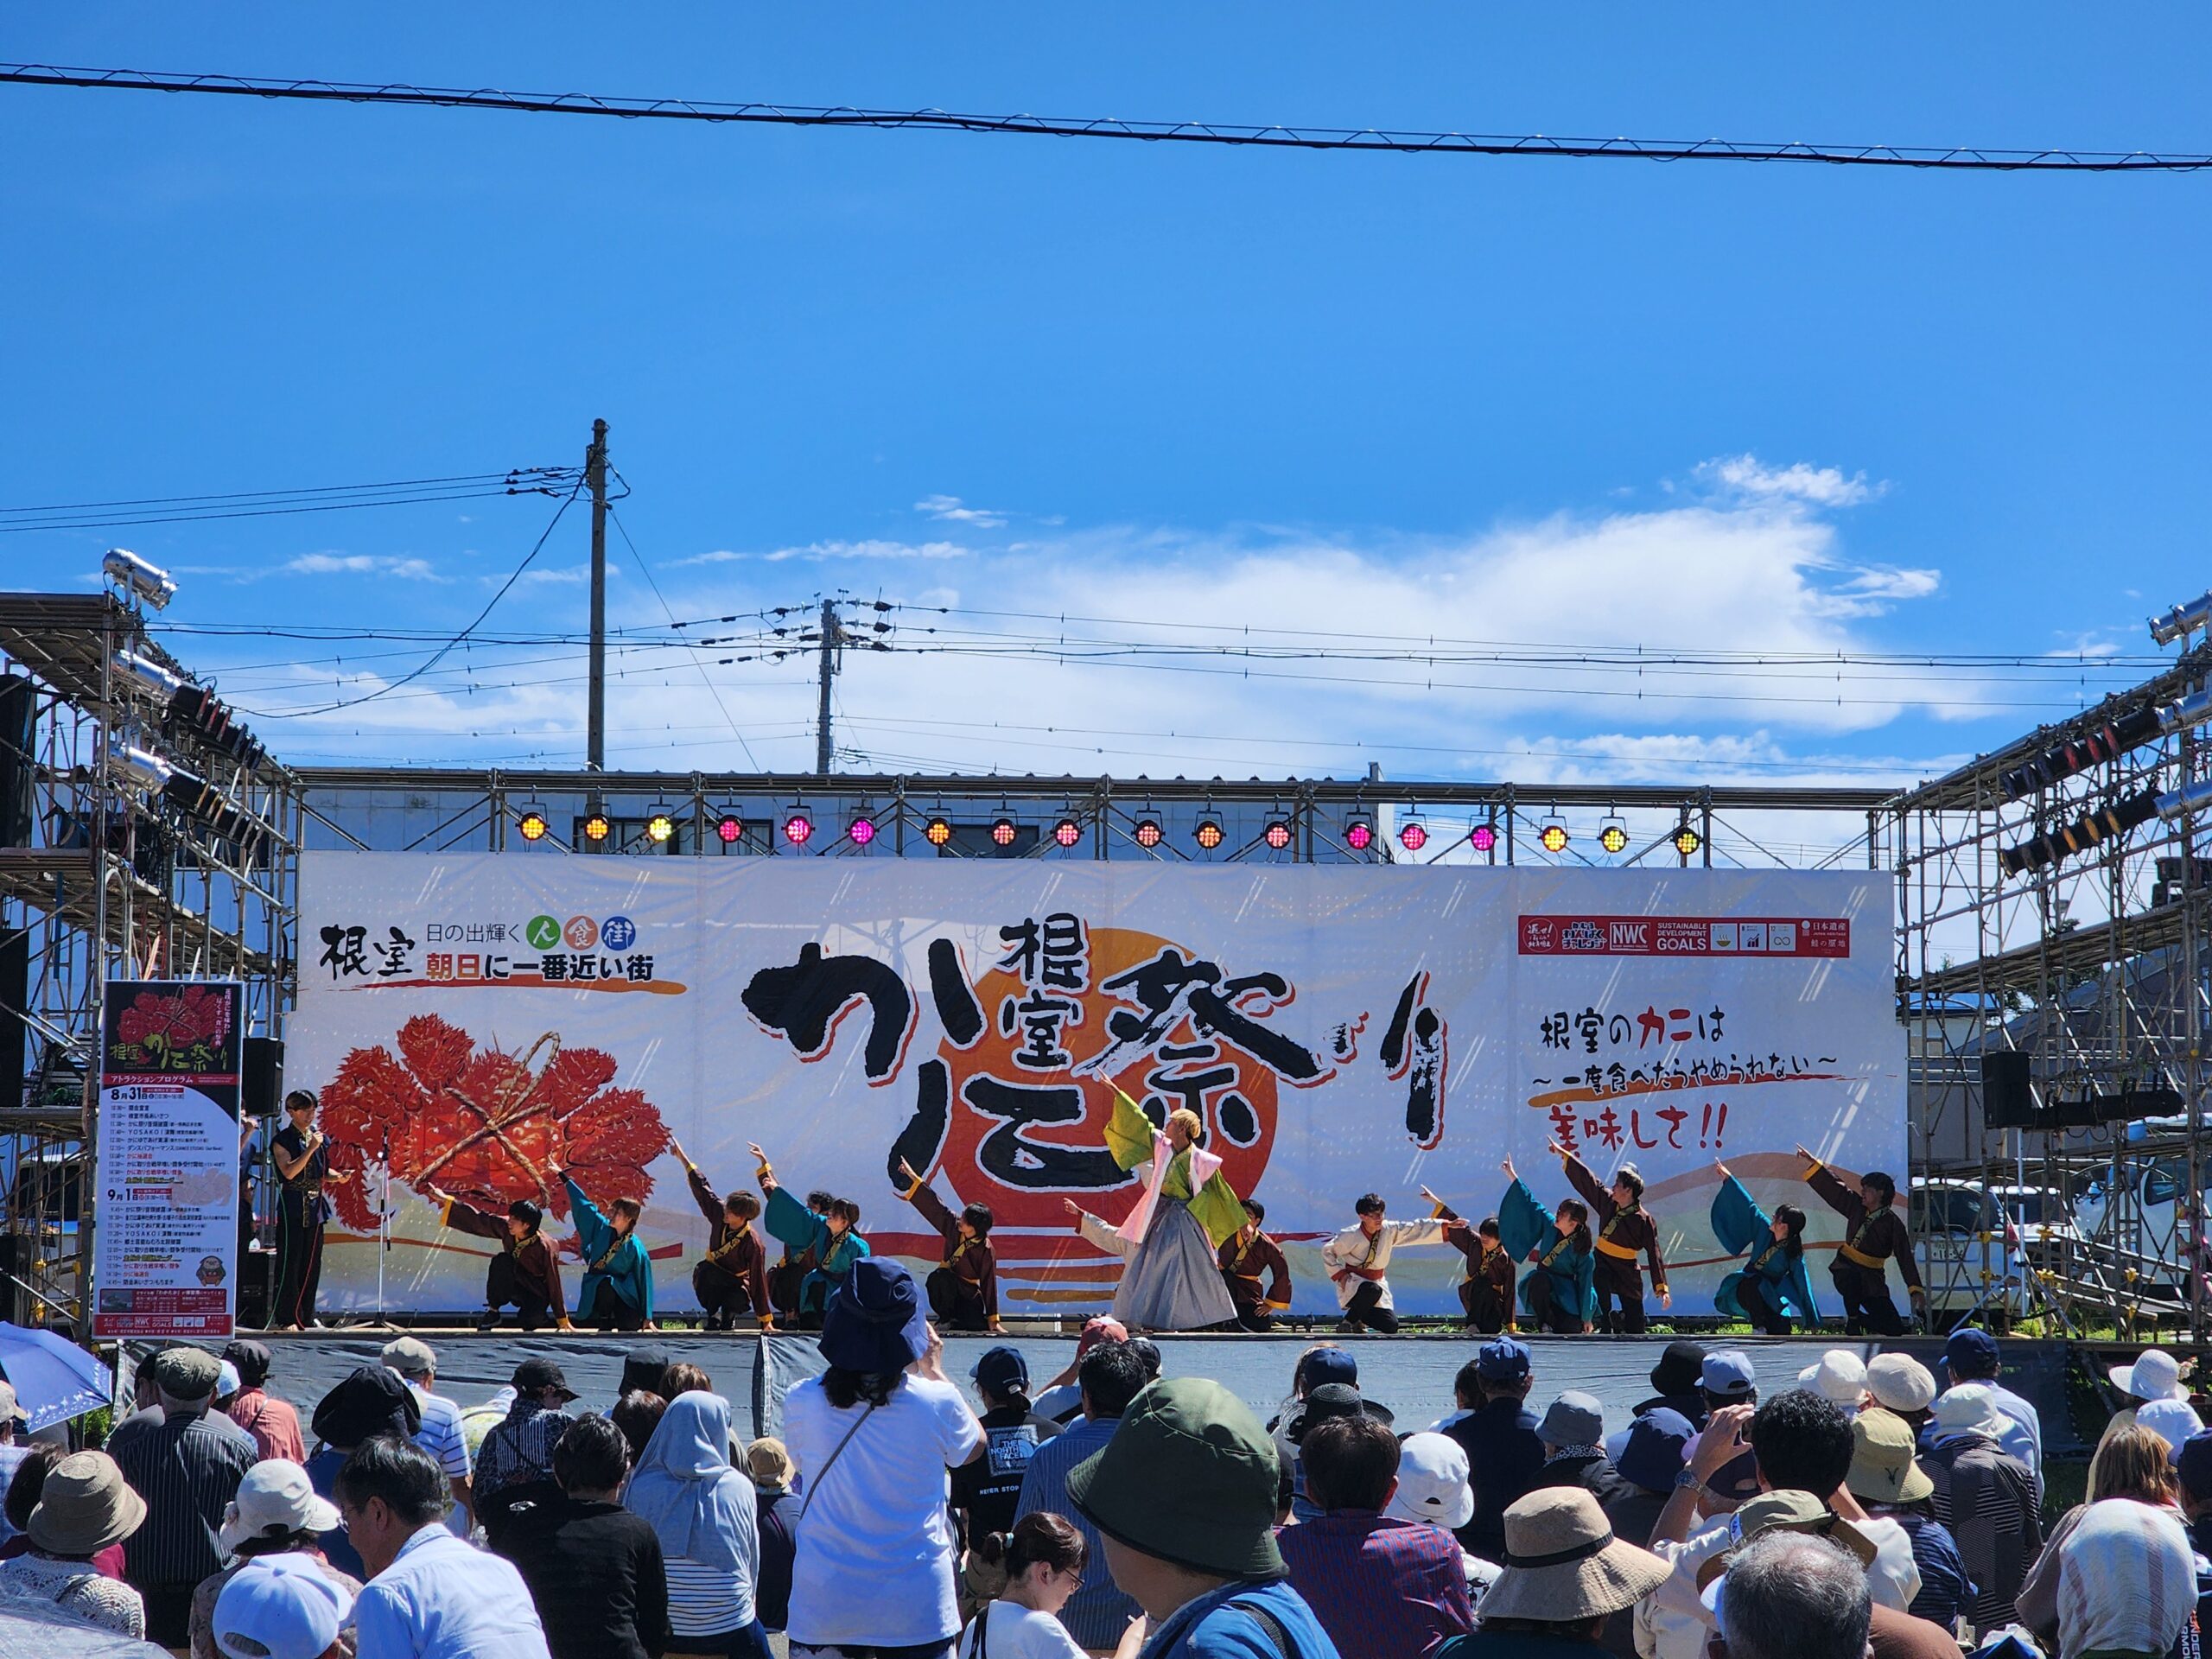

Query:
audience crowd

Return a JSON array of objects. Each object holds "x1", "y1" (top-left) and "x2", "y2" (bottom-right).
[{"x1": 0, "y1": 1272, "x2": 2205, "y2": 1659}]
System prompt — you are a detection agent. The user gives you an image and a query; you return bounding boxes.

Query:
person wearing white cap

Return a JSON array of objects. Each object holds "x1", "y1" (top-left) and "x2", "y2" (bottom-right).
[
  {"x1": 211, "y1": 1550, "x2": 354, "y2": 1659},
  {"x1": 1796, "y1": 1351, "x2": 1867, "y2": 1417},
  {"x1": 1922, "y1": 1384, "x2": 2040, "y2": 1634},
  {"x1": 188, "y1": 1459, "x2": 360, "y2": 1659},
  {"x1": 2090, "y1": 1347, "x2": 2195, "y2": 1493},
  {"x1": 1386, "y1": 1432, "x2": 1498, "y2": 1602},
  {"x1": 1861, "y1": 1354, "x2": 1936, "y2": 1428}
]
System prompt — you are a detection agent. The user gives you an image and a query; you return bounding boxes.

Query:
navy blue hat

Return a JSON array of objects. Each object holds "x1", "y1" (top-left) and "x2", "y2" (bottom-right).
[
  {"x1": 972, "y1": 1345, "x2": 1030, "y2": 1396},
  {"x1": 1942, "y1": 1326, "x2": 2001, "y2": 1379},
  {"x1": 2179, "y1": 1429, "x2": 2212, "y2": 1503},
  {"x1": 819, "y1": 1258, "x2": 931, "y2": 1374},
  {"x1": 1477, "y1": 1336, "x2": 1532, "y2": 1382},
  {"x1": 1301, "y1": 1347, "x2": 1357, "y2": 1391},
  {"x1": 1619, "y1": 1408, "x2": 1694, "y2": 1493}
]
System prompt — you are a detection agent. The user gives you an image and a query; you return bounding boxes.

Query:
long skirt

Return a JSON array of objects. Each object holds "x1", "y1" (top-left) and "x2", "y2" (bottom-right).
[{"x1": 1114, "y1": 1198, "x2": 1237, "y2": 1331}]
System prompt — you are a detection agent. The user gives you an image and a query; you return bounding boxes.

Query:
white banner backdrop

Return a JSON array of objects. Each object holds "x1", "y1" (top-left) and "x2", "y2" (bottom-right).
[{"x1": 289, "y1": 855, "x2": 1903, "y2": 1318}]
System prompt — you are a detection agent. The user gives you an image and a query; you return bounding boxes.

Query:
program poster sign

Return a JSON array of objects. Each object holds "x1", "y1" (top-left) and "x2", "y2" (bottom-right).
[
  {"x1": 290, "y1": 855, "x2": 1902, "y2": 1318},
  {"x1": 92, "y1": 979, "x2": 242, "y2": 1338}
]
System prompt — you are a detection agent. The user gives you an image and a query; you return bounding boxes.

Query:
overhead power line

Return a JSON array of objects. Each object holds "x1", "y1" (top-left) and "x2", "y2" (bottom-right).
[
  {"x1": 0, "y1": 466, "x2": 580, "y2": 533},
  {"x1": 3, "y1": 62, "x2": 2206, "y2": 173}
]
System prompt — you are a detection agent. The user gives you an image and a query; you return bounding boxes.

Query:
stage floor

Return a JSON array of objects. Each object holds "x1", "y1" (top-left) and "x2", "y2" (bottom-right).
[{"x1": 229, "y1": 1327, "x2": 2088, "y2": 1454}]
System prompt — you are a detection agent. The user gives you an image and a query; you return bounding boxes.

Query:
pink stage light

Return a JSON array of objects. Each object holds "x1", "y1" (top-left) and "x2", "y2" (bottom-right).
[
  {"x1": 1399, "y1": 821, "x2": 1429, "y2": 852},
  {"x1": 1470, "y1": 824, "x2": 1497, "y2": 853},
  {"x1": 849, "y1": 816, "x2": 877, "y2": 846}
]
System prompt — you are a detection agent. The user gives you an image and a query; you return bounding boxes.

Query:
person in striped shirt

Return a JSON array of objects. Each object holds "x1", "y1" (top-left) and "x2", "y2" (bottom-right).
[
  {"x1": 383, "y1": 1338, "x2": 474, "y2": 1537},
  {"x1": 623, "y1": 1390, "x2": 767, "y2": 1657}
]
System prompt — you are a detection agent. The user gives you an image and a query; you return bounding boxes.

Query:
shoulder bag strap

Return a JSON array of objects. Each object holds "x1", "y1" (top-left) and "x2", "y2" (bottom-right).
[
  {"x1": 1226, "y1": 1598, "x2": 1295, "y2": 1659},
  {"x1": 792, "y1": 1401, "x2": 878, "y2": 1525}
]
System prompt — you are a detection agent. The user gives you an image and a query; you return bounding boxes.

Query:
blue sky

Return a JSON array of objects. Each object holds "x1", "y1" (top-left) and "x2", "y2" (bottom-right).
[{"x1": 4, "y1": 9, "x2": 2208, "y2": 787}]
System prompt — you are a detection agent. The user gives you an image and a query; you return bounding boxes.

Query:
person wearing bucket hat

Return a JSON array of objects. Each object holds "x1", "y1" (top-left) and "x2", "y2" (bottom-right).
[
  {"x1": 1863, "y1": 1354, "x2": 1936, "y2": 1422},
  {"x1": 0, "y1": 1450, "x2": 149, "y2": 1637},
  {"x1": 1921, "y1": 1383, "x2": 2040, "y2": 1635},
  {"x1": 1066, "y1": 1376, "x2": 1339, "y2": 1658},
  {"x1": 190, "y1": 1459, "x2": 360, "y2": 1659},
  {"x1": 1608, "y1": 1408, "x2": 1694, "y2": 1548},
  {"x1": 780, "y1": 1257, "x2": 988, "y2": 1655},
  {"x1": 1277, "y1": 1412, "x2": 1474, "y2": 1659},
  {"x1": 2090, "y1": 1347, "x2": 2195, "y2": 1495},
  {"x1": 211, "y1": 1550, "x2": 354, "y2": 1659},
  {"x1": 1634, "y1": 1341, "x2": 1710, "y2": 1427},
  {"x1": 1845, "y1": 1414, "x2": 1972, "y2": 1636},
  {"x1": 1456, "y1": 1485, "x2": 1669, "y2": 1657},
  {"x1": 1388, "y1": 1432, "x2": 1478, "y2": 1535}
]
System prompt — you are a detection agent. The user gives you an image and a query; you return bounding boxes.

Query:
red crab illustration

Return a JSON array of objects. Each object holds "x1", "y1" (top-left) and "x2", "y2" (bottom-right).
[
  {"x1": 318, "y1": 1014, "x2": 670, "y2": 1232},
  {"x1": 115, "y1": 985, "x2": 232, "y2": 1065}
]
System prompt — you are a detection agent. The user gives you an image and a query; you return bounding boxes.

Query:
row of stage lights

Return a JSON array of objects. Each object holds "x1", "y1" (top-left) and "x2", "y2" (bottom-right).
[{"x1": 516, "y1": 805, "x2": 1702, "y2": 858}]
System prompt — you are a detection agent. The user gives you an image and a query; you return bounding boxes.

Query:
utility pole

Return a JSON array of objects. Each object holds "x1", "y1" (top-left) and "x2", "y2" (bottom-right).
[
  {"x1": 585, "y1": 418, "x2": 609, "y2": 777},
  {"x1": 815, "y1": 596, "x2": 841, "y2": 775}
]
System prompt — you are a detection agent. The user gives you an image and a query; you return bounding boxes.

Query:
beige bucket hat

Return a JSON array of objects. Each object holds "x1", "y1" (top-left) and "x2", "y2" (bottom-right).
[{"x1": 1478, "y1": 1486, "x2": 1672, "y2": 1623}]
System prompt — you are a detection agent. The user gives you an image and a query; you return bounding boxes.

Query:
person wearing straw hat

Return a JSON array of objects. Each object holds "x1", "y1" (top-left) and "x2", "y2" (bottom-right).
[
  {"x1": 210, "y1": 1551, "x2": 353, "y2": 1659},
  {"x1": 0, "y1": 1449, "x2": 149, "y2": 1637},
  {"x1": 1065, "y1": 1376, "x2": 1339, "y2": 1658},
  {"x1": 1439, "y1": 1485, "x2": 1669, "y2": 1659},
  {"x1": 1844, "y1": 1413, "x2": 1969, "y2": 1637},
  {"x1": 1921, "y1": 1384, "x2": 2040, "y2": 1636},
  {"x1": 189, "y1": 1459, "x2": 359, "y2": 1659}
]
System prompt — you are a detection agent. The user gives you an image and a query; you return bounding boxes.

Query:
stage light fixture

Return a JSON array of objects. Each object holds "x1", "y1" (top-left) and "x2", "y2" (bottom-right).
[
  {"x1": 1999, "y1": 690, "x2": 2212, "y2": 801},
  {"x1": 112, "y1": 651, "x2": 184, "y2": 701},
  {"x1": 849, "y1": 814, "x2": 878, "y2": 846},
  {"x1": 991, "y1": 817, "x2": 1019, "y2": 848},
  {"x1": 1399, "y1": 820, "x2": 1429, "y2": 852},
  {"x1": 783, "y1": 810, "x2": 815, "y2": 846},
  {"x1": 924, "y1": 816, "x2": 954, "y2": 847},
  {"x1": 105, "y1": 742, "x2": 173, "y2": 793},
  {"x1": 516, "y1": 810, "x2": 550, "y2": 842},
  {"x1": 1599, "y1": 821, "x2": 1630, "y2": 855},
  {"x1": 1133, "y1": 816, "x2": 1165, "y2": 849},
  {"x1": 2152, "y1": 591, "x2": 2212, "y2": 647},
  {"x1": 1470, "y1": 823, "x2": 1498, "y2": 854},
  {"x1": 645, "y1": 811, "x2": 676, "y2": 843},
  {"x1": 1344, "y1": 817, "x2": 1374, "y2": 851},
  {"x1": 1673, "y1": 825, "x2": 1702, "y2": 857},
  {"x1": 1999, "y1": 779, "x2": 2212, "y2": 876},
  {"x1": 1539, "y1": 822, "x2": 1571, "y2": 854},
  {"x1": 165, "y1": 684, "x2": 264, "y2": 770},
  {"x1": 1194, "y1": 817, "x2": 1225, "y2": 850},
  {"x1": 103, "y1": 548, "x2": 176, "y2": 610},
  {"x1": 582, "y1": 813, "x2": 613, "y2": 844},
  {"x1": 161, "y1": 767, "x2": 262, "y2": 849},
  {"x1": 715, "y1": 812, "x2": 744, "y2": 844},
  {"x1": 1052, "y1": 817, "x2": 1084, "y2": 848},
  {"x1": 1262, "y1": 819, "x2": 1294, "y2": 850}
]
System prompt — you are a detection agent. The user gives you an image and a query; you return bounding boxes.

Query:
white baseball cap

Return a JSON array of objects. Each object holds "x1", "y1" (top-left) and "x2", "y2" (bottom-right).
[
  {"x1": 219, "y1": 1460, "x2": 342, "y2": 1555},
  {"x1": 1385, "y1": 1431, "x2": 1476, "y2": 1530},
  {"x1": 213, "y1": 1552, "x2": 353, "y2": 1659}
]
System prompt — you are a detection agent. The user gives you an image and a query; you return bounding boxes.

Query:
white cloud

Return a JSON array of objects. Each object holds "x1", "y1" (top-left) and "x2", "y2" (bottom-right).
[
  {"x1": 1831, "y1": 565, "x2": 1940, "y2": 601},
  {"x1": 284, "y1": 552, "x2": 444, "y2": 581},
  {"x1": 916, "y1": 494, "x2": 1007, "y2": 528},
  {"x1": 669, "y1": 539, "x2": 971, "y2": 567},
  {"x1": 1697, "y1": 454, "x2": 1878, "y2": 509}
]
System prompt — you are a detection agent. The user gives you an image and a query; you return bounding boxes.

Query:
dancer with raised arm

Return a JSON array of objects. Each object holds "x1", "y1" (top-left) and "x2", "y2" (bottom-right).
[
  {"x1": 1318, "y1": 1192, "x2": 1451, "y2": 1334},
  {"x1": 1797, "y1": 1143, "x2": 1925, "y2": 1335},
  {"x1": 1059, "y1": 1086, "x2": 1243, "y2": 1331},
  {"x1": 1497, "y1": 1156, "x2": 1597, "y2": 1334},
  {"x1": 1552, "y1": 1140, "x2": 1671, "y2": 1332},
  {"x1": 1217, "y1": 1198, "x2": 1292, "y2": 1331},
  {"x1": 560, "y1": 1167, "x2": 656, "y2": 1332},
  {"x1": 1709, "y1": 1159, "x2": 1818, "y2": 1335},
  {"x1": 671, "y1": 1138, "x2": 772, "y2": 1331},
  {"x1": 421, "y1": 1182, "x2": 573, "y2": 1332},
  {"x1": 752, "y1": 1141, "x2": 868, "y2": 1328},
  {"x1": 893, "y1": 1155, "x2": 1000, "y2": 1332},
  {"x1": 1421, "y1": 1184, "x2": 1516, "y2": 1332}
]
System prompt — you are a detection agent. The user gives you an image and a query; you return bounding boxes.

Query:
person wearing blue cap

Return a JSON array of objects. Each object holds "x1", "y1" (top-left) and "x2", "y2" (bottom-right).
[
  {"x1": 1938, "y1": 1325, "x2": 2042, "y2": 1498},
  {"x1": 1443, "y1": 1336, "x2": 1545, "y2": 1564},
  {"x1": 951, "y1": 1344, "x2": 1061, "y2": 1611},
  {"x1": 1496, "y1": 1158, "x2": 1597, "y2": 1335}
]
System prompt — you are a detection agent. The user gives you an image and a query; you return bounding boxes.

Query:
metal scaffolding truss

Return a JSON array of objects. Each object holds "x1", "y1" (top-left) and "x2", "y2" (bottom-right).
[
  {"x1": 0, "y1": 591, "x2": 300, "y2": 1330},
  {"x1": 1885, "y1": 645, "x2": 2212, "y2": 1333}
]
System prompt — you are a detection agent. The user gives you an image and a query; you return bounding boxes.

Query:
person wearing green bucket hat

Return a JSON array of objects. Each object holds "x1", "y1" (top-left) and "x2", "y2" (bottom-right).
[{"x1": 1066, "y1": 1377, "x2": 1340, "y2": 1657}]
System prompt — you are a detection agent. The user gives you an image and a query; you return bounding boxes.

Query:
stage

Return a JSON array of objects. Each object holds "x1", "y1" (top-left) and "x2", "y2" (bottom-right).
[{"x1": 209, "y1": 1327, "x2": 2092, "y2": 1453}]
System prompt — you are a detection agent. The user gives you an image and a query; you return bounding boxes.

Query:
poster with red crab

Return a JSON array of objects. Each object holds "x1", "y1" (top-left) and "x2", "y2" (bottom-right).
[
  {"x1": 93, "y1": 980, "x2": 242, "y2": 1338},
  {"x1": 288, "y1": 855, "x2": 1903, "y2": 1317}
]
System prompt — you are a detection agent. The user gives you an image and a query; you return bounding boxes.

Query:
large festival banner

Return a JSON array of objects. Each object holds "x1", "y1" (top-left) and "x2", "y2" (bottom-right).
[
  {"x1": 289, "y1": 855, "x2": 1903, "y2": 1318},
  {"x1": 92, "y1": 979, "x2": 242, "y2": 1338}
]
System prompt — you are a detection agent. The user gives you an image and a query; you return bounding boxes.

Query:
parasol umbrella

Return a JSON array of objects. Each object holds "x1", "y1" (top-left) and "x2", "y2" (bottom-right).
[{"x1": 0, "y1": 1322, "x2": 111, "y2": 1430}]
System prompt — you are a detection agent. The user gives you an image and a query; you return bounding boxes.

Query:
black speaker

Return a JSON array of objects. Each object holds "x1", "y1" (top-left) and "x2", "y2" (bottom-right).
[
  {"x1": 234, "y1": 1245, "x2": 276, "y2": 1330},
  {"x1": 0, "y1": 1234, "x2": 34, "y2": 1326},
  {"x1": 242, "y1": 1036, "x2": 283, "y2": 1118},
  {"x1": 1981, "y1": 1052, "x2": 2036, "y2": 1129},
  {"x1": 0, "y1": 675, "x2": 32, "y2": 850}
]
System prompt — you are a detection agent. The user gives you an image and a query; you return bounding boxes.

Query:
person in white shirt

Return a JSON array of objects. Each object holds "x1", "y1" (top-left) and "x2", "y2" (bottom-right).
[
  {"x1": 1318, "y1": 1192, "x2": 1451, "y2": 1333},
  {"x1": 382, "y1": 1338, "x2": 474, "y2": 1535},
  {"x1": 780, "y1": 1257, "x2": 986, "y2": 1658},
  {"x1": 335, "y1": 1434, "x2": 550, "y2": 1659},
  {"x1": 957, "y1": 1512, "x2": 1095, "y2": 1659}
]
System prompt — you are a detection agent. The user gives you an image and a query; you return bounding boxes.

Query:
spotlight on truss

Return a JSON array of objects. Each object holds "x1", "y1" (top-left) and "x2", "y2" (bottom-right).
[
  {"x1": 1052, "y1": 816, "x2": 1084, "y2": 849},
  {"x1": 849, "y1": 813, "x2": 878, "y2": 846},
  {"x1": 2152, "y1": 591, "x2": 2212, "y2": 647},
  {"x1": 2000, "y1": 690, "x2": 2212, "y2": 801},
  {"x1": 990, "y1": 817, "x2": 1019, "y2": 848},
  {"x1": 582, "y1": 813, "x2": 612, "y2": 844},
  {"x1": 1470, "y1": 823, "x2": 1497, "y2": 854},
  {"x1": 1999, "y1": 779, "x2": 2212, "y2": 876},
  {"x1": 1132, "y1": 816, "x2": 1164, "y2": 849},
  {"x1": 715, "y1": 811, "x2": 744, "y2": 844},
  {"x1": 1674, "y1": 824, "x2": 1702, "y2": 858},
  {"x1": 1539, "y1": 822, "x2": 1570, "y2": 854},
  {"x1": 105, "y1": 742, "x2": 173, "y2": 793},
  {"x1": 516, "y1": 810, "x2": 550, "y2": 842},
  {"x1": 924, "y1": 815, "x2": 954, "y2": 847},
  {"x1": 1599, "y1": 820, "x2": 1630, "y2": 855},
  {"x1": 103, "y1": 548, "x2": 175, "y2": 610},
  {"x1": 783, "y1": 809, "x2": 814, "y2": 846},
  {"x1": 645, "y1": 811, "x2": 677, "y2": 844},
  {"x1": 1193, "y1": 817, "x2": 1225, "y2": 850},
  {"x1": 1344, "y1": 817, "x2": 1374, "y2": 851},
  {"x1": 1263, "y1": 819, "x2": 1294, "y2": 850},
  {"x1": 111, "y1": 651, "x2": 183, "y2": 702},
  {"x1": 1398, "y1": 819, "x2": 1429, "y2": 853}
]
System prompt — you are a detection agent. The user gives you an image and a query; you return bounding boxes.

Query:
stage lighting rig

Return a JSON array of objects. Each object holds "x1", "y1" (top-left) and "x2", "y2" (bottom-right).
[
  {"x1": 582, "y1": 813, "x2": 612, "y2": 845},
  {"x1": 1263, "y1": 819, "x2": 1294, "y2": 850},
  {"x1": 1539, "y1": 821, "x2": 1571, "y2": 854},
  {"x1": 103, "y1": 548, "x2": 175, "y2": 610},
  {"x1": 111, "y1": 651, "x2": 183, "y2": 702},
  {"x1": 162, "y1": 766, "x2": 264, "y2": 849},
  {"x1": 1470, "y1": 823, "x2": 1497, "y2": 854},
  {"x1": 166, "y1": 684, "x2": 264, "y2": 770},
  {"x1": 783, "y1": 809, "x2": 815, "y2": 846},
  {"x1": 1052, "y1": 816, "x2": 1084, "y2": 849},
  {"x1": 924, "y1": 815, "x2": 955, "y2": 847},
  {"x1": 1131, "y1": 815, "x2": 1164, "y2": 849},
  {"x1": 2152, "y1": 590, "x2": 2212, "y2": 647},
  {"x1": 990, "y1": 816, "x2": 1020, "y2": 848},
  {"x1": 715, "y1": 811, "x2": 745, "y2": 844},
  {"x1": 105, "y1": 742, "x2": 173, "y2": 794},
  {"x1": 1999, "y1": 690, "x2": 2212, "y2": 801},
  {"x1": 645, "y1": 810, "x2": 677, "y2": 844},
  {"x1": 1344, "y1": 816, "x2": 1374, "y2": 851},
  {"x1": 1673, "y1": 824, "x2": 1702, "y2": 858},
  {"x1": 849, "y1": 812, "x2": 878, "y2": 846},
  {"x1": 1999, "y1": 778, "x2": 2212, "y2": 876},
  {"x1": 1398, "y1": 818, "x2": 1429, "y2": 853},
  {"x1": 516, "y1": 810, "x2": 550, "y2": 842},
  {"x1": 1599, "y1": 819, "x2": 1630, "y2": 855},
  {"x1": 1193, "y1": 817, "x2": 1225, "y2": 850}
]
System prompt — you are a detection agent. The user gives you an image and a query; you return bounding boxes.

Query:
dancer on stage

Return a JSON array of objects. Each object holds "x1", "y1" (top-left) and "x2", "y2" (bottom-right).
[
  {"x1": 1709, "y1": 1160, "x2": 1817, "y2": 1335},
  {"x1": 270, "y1": 1089, "x2": 351, "y2": 1330},
  {"x1": 422, "y1": 1183, "x2": 573, "y2": 1332},
  {"x1": 1062, "y1": 1087, "x2": 1244, "y2": 1331},
  {"x1": 1796, "y1": 1144, "x2": 1925, "y2": 1335},
  {"x1": 560, "y1": 1169, "x2": 656, "y2": 1332},
  {"x1": 1420, "y1": 1185, "x2": 1516, "y2": 1332},
  {"x1": 752, "y1": 1142, "x2": 869, "y2": 1326},
  {"x1": 1551, "y1": 1141, "x2": 1670, "y2": 1332},
  {"x1": 1218, "y1": 1198, "x2": 1292, "y2": 1331},
  {"x1": 893, "y1": 1155, "x2": 1000, "y2": 1332},
  {"x1": 1497, "y1": 1157, "x2": 1596, "y2": 1334},
  {"x1": 765, "y1": 1183, "x2": 833, "y2": 1320},
  {"x1": 1318, "y1": 1193, "x2": 1452, "y2": 1334},
  {"x1": 671, "y1": 1139, "x2": 772, "y2": 1331}
]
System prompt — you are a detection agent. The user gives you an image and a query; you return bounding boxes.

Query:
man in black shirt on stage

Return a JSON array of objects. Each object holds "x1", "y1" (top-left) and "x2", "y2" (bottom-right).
[{"x1": 270, "y1": 1090, "x2": 350, "y2": 1330}]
